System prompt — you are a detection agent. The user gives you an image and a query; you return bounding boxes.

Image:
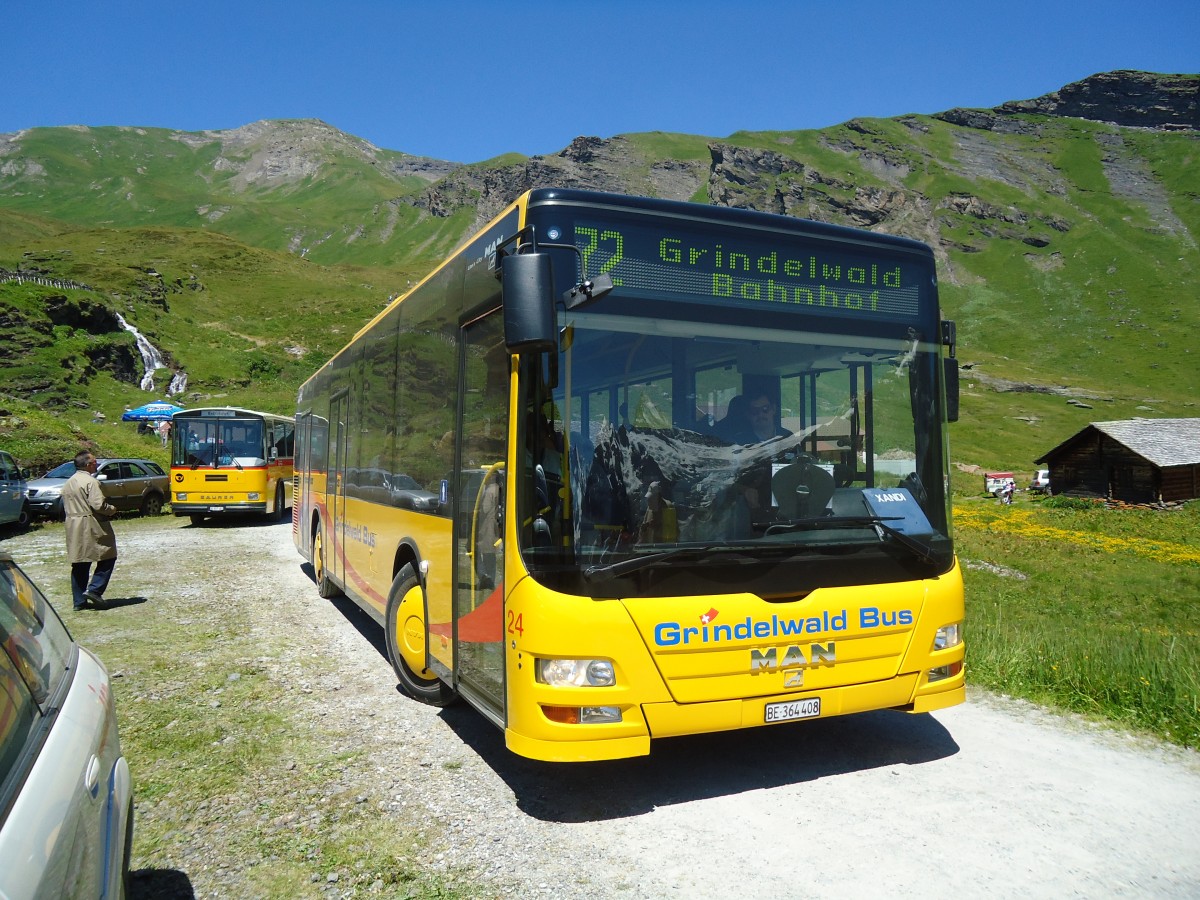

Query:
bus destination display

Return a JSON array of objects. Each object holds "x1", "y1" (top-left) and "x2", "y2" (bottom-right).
[{"x1": 571, "y1": 219, "x2": 926, "y2": 322}]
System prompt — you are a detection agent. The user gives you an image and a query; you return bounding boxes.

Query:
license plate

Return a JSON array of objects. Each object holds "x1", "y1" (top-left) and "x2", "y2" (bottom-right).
[
  {"x1": 764, "y1": 698, "x2": 821, "y2": 723},
  {"x1": 208, "y1": 506, "x2": 225, "y2": 511}
]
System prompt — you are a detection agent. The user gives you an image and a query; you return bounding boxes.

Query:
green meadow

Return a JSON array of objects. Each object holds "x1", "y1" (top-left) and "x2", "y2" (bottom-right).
[{"x1": 956, "y1": 493, "x2": 1200, "y2": 748}]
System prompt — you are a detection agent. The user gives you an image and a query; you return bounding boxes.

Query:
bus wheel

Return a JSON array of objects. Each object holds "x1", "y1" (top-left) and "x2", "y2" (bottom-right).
[
  {"x1": 313, "y1": 527, "x2": 341, "y2": 599},
  {"x1": 385, "y1": 564, "x2": 457, "y2": 707},
  {"x1": 274, "y1": 482, "x2": 287, "y2": 522}
]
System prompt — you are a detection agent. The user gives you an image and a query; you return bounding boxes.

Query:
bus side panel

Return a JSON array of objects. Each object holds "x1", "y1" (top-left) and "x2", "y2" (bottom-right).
[{"x1": 334, "y1": 497, "x2": 455, "y2": 626}]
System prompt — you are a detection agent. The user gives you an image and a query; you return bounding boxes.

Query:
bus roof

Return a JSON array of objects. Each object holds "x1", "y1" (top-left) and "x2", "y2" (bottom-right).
[{"x1": 172, "y1": 406, "x2": 294, "y2": 422}]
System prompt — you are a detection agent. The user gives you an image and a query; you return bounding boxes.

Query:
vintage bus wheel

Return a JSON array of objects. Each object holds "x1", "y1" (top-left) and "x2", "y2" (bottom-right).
[
  {"x1": 385, "y1": 564, "x2": 457, "y2": 706},
  {"x1": 274, "y1": 482, "x2": 287, "y2": 521},
  {"x1": 312, "y1": 527, "x2": 341, "y2": 599}
]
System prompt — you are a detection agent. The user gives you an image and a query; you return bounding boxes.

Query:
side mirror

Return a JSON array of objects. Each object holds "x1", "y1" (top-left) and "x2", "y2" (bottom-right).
[
  {"x1": 96, "y1": 473, "x2": 108, "y2": 482},
  {"x1": 944, "y1": 358, "x2": 960, "y2": 423},
  {"x1": 502, "y1": 252, "x2": 556, "y2": 354}
]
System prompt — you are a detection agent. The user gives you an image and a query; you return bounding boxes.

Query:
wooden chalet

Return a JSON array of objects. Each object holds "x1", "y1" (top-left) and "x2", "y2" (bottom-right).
[{"x1": 1036, "y1": 418, "x2": 1200, "y2": 503}]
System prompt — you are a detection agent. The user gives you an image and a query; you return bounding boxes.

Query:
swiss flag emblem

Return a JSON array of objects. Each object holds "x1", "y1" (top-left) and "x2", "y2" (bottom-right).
[{"x1": 700, "y1": 608, "x2": 719, "y2": 625}]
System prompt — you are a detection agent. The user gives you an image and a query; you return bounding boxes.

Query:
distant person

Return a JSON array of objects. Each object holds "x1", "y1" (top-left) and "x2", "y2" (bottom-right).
[
  {"x1": 157, "y1": 419, "x2": 171, "y2": 448},
  {"x1": 62, "y1": 450, "x2": 119, "y2": 610}
]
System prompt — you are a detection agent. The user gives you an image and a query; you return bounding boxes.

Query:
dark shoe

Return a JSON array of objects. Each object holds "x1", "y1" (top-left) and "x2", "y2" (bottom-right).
[
  {"x1": 73, "y1": 601, "x2": 91, "y2": 611},
  {"x1": 83, "y1": 590, "x2": 102, "y2": 604}
]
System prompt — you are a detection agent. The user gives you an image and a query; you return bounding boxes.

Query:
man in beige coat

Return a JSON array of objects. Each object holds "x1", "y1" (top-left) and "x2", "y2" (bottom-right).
[{"x1": 62, "y1": 450, "x2": 119, "y2": 610}]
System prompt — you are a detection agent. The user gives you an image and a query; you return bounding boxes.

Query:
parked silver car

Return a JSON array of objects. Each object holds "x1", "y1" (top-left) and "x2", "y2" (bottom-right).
[
  {"x1": 0, "y1": 551, "x2": 133, "y2": 898},
  {"x1": 0, "y1": 450, "x2": 29, "y2": 529},
  {"x1": 26, "y1": 457, "x2": 169, "y2": 520}
]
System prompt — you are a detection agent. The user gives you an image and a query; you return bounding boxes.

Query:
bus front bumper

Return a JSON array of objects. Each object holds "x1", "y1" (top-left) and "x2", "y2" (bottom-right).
[
  {"x1": 172, "y1": 502, "x2": 268, "y2": 516},
  {"x1": 503, "y1": 673, "x2": 965, "y2": 763}
]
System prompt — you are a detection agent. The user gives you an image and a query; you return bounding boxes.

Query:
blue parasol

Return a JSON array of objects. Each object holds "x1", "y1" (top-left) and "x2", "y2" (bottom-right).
[{"x1": 121, "y1": 401, "x2": 184, "y2": 422}]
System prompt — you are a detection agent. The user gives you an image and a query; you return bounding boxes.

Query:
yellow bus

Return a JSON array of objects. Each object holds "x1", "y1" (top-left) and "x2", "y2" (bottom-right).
[
  {"x1": 170, "y1": 407, "x2": 295, "y2": 525},
  {"x1": 293, "y1": 189, "x2": 964, "y2": 762}
]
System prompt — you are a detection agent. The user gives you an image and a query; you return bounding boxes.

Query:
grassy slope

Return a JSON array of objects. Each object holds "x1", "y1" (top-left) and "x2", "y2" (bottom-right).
[{"x1": 1, "y1": 114, "x2": 1198, "y2": 476}]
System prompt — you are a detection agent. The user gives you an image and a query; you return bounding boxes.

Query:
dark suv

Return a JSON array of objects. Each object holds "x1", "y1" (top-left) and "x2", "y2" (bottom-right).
[{"x1": 26, "y1": 458, "x2": 169, "y2": 520}]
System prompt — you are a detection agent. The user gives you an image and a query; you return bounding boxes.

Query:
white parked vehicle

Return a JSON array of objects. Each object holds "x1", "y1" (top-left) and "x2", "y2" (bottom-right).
[
  {"x1": 0, "y1": 551, "x2": 133, "y2": 899},
  {"x1": 984, "y1": 472, "x2": 1016, "y2": 497}
]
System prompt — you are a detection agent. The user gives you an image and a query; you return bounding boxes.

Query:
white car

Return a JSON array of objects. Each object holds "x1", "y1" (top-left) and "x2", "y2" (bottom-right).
[{"x1": 0, "y1": 551, "x2": 133, "y2": 899}]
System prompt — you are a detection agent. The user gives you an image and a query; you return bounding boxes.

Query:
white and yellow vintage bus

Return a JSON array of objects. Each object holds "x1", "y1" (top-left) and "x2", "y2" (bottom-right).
[
  {"x1": 170, "y1": 407, "x2": 294, "y2": 525},
  {"x1": 293, "y1": 189, "x2": 964, "y2": 762}
]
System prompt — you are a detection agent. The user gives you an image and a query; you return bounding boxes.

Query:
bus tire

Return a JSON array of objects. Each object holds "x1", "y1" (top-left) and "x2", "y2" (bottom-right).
[
  {"x1": 312, "y1": 527, "x2": 341, "y2": 599},
  {"x1": 385, "y1": 564, "x2": 457, "y2": 707},
  {"x1": 274, "y1": 482, "x2": 287, "y2": 521}
]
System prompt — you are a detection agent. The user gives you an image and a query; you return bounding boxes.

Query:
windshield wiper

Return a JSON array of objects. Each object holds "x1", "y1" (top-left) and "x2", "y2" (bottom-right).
[
  {"x1": 583, "y1": 545, "x2": 762, "y2": 582},
  {"x1": 766, "y1": 516, "x2": 942, "y2": 565}
]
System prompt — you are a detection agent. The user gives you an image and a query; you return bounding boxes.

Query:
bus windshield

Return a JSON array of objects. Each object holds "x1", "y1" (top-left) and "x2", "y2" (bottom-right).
[
  {"x1": 519, "y1": 310, "x2": 952, "y2": 597},
  {"x1": 175, "y1": 415, "x2": 265, "y2": 468}
]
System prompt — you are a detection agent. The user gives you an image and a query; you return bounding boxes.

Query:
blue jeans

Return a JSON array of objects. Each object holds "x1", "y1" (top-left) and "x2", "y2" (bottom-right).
[{"x1": 70, "y1": 558, "x2": 117, "y2": 607}]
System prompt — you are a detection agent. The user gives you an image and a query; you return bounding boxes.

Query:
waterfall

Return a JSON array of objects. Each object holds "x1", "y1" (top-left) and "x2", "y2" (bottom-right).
[{"x1": 115, "y1": 312, "x2": 187, "y2": 394}]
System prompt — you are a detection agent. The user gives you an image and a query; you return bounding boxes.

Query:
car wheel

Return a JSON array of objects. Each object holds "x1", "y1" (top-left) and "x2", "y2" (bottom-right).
[
  {"x1": 384, "y1": 564, "x2": 457, "y2": 706},
  {"x1": 312, "y1": 526, "x2": 341, "y2": 599},
  {"x1": 16, "y1": 503, "x2": 30, "y2": 530},
  {"x1": 141, "y1": 493, "x2": 164, "y2": 517}
]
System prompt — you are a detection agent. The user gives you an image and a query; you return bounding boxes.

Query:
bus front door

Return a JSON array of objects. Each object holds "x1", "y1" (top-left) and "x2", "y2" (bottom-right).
[
  {"x1": 453, "y1": 313, "x2": 508, "y2": 723},
  {"x1": 329, "y1": 391, "x2": 348, "y2": 587}
]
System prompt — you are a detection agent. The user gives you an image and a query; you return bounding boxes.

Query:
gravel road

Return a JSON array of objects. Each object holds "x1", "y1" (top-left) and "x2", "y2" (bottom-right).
[{"x1": 5, "y1": 516, "x2": 1199, "y2": 898}]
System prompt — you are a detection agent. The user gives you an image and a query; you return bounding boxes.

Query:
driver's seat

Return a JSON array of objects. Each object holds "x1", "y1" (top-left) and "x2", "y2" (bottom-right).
[{"x1": 773, "y1": 462, "x2": 835, "y2": 519}]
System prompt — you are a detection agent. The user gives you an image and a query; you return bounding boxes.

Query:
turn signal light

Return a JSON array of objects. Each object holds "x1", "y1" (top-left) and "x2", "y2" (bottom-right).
[{"x1": 541, "y1": 705, "x2": 622, "y2": 724}]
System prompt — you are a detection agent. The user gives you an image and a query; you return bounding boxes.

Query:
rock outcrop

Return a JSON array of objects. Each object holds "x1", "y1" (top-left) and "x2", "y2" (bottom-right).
[{"x1": 940, "y1": 70, "x2": 1198, "y2": 131}]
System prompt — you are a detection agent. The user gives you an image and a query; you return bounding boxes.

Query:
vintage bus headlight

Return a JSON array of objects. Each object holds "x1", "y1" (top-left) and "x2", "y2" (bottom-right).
[{"x1": 536, "y1": 658, "x2": 616, "y2": 687}]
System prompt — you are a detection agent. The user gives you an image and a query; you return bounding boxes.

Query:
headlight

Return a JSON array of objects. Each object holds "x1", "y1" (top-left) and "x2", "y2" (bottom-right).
[
  {"x1": 38, "y1": 487, "x2": 63, "y2": 498},
  {"x1": 933, "y1": 623, "x2": 962, "y2": 651},
  {"x1": 929, "y1": 623, "x2": 964, "y2": 683},
  {"x1": 536, "y1": 658, "x2": 616, "y2": 687},
  {"x1": 175, "y1": 492, "x2": 188, "y2": 501}
]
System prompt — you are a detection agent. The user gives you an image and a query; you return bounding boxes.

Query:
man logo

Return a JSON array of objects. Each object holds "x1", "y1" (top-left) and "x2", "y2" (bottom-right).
[{"x1": 750, "y1": 643, "x2": 836, "y2": 674}]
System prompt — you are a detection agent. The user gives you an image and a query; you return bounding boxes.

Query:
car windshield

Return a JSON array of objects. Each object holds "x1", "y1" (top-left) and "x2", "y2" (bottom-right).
[
  {"x1": 517, "y1": 310, "x2": 953, "y2": 597},
  {"x1": 43, "y1": 462, "x2": 76, "y2": 479}
]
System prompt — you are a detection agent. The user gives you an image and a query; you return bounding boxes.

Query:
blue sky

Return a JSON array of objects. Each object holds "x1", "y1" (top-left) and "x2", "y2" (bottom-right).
[{"x1": 3, "y1": 1, "x2": 1196, "y2": 164}]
